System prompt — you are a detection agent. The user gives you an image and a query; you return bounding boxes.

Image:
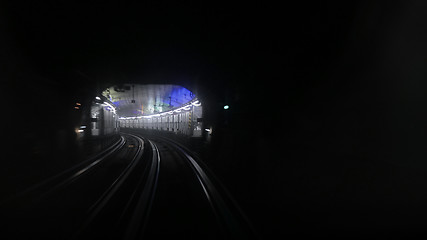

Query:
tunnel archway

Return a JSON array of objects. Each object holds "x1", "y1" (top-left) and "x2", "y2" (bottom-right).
[{"x1": 84, "y1": 84, "x2": 205, "y2": 137}]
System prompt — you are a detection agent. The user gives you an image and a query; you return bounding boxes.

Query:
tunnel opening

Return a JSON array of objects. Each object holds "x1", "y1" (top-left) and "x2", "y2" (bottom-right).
[{"x1": 79, "y1": 84, "x2": 205, "y2": 141}]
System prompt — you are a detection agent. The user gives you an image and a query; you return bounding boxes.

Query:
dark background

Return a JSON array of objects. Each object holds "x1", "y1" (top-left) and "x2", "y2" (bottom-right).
[{"x1": 3, "y1": 0, "x2": 427, "y2": 238}]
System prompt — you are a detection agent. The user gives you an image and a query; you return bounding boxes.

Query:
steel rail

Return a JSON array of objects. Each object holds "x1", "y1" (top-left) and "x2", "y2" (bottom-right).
[
  {"x1": 123, "y1": 138, "x2": 160, "y2": 240},
  {"x1": 155, "y1": 136, "x2": 258, "y2": 238},
  {"x1": 80, "y1": 133, "x2": 145, "y2": 226},
  {"x1": 0, "y1": 135, "x2": 126, "y2": 206},
  {"x1": 72, "y1": 133, "x2": 160, "y2": 240}
]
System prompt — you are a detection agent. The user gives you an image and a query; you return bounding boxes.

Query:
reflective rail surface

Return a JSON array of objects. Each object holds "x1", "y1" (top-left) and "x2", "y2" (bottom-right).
[
  {"x1": 72, "y1": 133, "x2": 161, "y2": 240},
  {"x1": 1, "y1": 131, "x2": 257, "y2": 239},
  {"x1": 1, "y1": 134, "x2": 146, "y2": 239},
  {"x1": 123, "y1": 138, "x2": 160, "y2": 240},
  {"x1": 0, "y1": 136, "x2": 126, "y2": 207},
  {"x1": 126, "y1": 130, "x2": 258, "y2": 239}
]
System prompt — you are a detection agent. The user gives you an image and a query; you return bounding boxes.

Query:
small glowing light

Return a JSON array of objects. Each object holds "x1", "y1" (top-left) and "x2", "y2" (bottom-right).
[
  {"x1": 76, "y1": 102, "x2": 81, "y2": 106},
  {"x1": 74, "y1": 106, "x2": 80, "y2": 109},
  {"x1": 75, "y1": 129, "x2": 84, "y2": 133},
  {"x1": 102, "y1": 102, "x2": 116, "y2": 114},
  {"x1": 80, "y1": 125, "x2": 86, "y2": 129},
  {"x1": 205, "y1": 128, "x2": 210, "y2": 132},
  {"x1": 223, "y1": 105, "x2": 229, "y2": 110},
  {"x1": 95, "y1": 96, "x2": 101, "y2": 100},
  {"x1": 192, "y1": 100, "x2": 201, "y2": 107}
]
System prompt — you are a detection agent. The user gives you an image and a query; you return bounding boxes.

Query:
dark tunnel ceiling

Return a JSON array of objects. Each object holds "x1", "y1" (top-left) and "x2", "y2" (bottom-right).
[
  {"x1": 102, "y1": 84, "x2": 195, "y2": 117},
  {"x1": 4, "y1": 1, "x2": 356, "y2": 82},
  {"x1": 4, "y1": 0, "x2": 365, "y2": 108}
]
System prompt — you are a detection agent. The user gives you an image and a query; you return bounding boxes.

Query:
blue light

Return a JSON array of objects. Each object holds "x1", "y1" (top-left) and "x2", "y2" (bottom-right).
[
  {"x1": 223, "y1": 105, "x2": 229, "y2": 110},
  {"x1": 163, "y1": 86, "x2": 195, "y2": 107}
]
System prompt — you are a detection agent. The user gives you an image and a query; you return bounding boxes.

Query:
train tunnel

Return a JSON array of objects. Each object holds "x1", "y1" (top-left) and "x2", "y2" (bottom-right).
[{"x1": 3, "y1": 1, "x2": 427, "y2": 239}]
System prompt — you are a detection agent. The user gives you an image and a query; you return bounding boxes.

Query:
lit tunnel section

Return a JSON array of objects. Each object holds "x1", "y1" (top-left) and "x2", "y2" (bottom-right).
[
  {"x1": 75, "y1": 84, "x2": 203, "y2": 140},
  {"x1": 118, "y1": 98, "x2": 203, "y2": 137},
  {"x1": 74, "y1": 96, "x2": 120, "y2": 140},
  {"x1": 89, "y1": 97, "x2": 120, "y2": 136},
  {"x1": 95, "y1": 84, "x2": 204, "y2": 137}
]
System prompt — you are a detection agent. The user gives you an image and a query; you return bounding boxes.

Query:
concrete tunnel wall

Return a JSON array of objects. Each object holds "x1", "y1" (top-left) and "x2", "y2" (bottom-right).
[{"x1": 119, "y1": 99, "x2": 204, "y2": 137}]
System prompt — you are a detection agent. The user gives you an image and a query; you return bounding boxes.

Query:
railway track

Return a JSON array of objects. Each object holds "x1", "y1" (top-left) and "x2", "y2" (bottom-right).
[
  {"x1": 129, "y1": 131, "x2": 257, "y2": 239},
  {"x1": 1, "y1": 131, "x2": 256, "y2": 239},
  {"x1": 1, "y1": 133, "x2": 147, "y2": 239},
  {"x1": 73, "y1": 132, "x2": 160, "y2": 240},
  {"x1": 0, "y1": 135, "x2": 126, "y2": 207}
]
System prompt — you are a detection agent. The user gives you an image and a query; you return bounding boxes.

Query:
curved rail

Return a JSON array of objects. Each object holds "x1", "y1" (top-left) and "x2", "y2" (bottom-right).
[
  {"x1": 123, "y1": 139, "x2": 160, "y2": 239},
  {"x1": 72, "y1": 133, "x2": 161, "y2": 240},
  {"x1": 81, "y1": 133, "x2": 145, "y2": 226},
  {"x1": 152, "y1": 136, "x2": 257, "y2": 238},
  {"x1": 0, "y1": 136, "x2": 126, "y2": 206}
]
